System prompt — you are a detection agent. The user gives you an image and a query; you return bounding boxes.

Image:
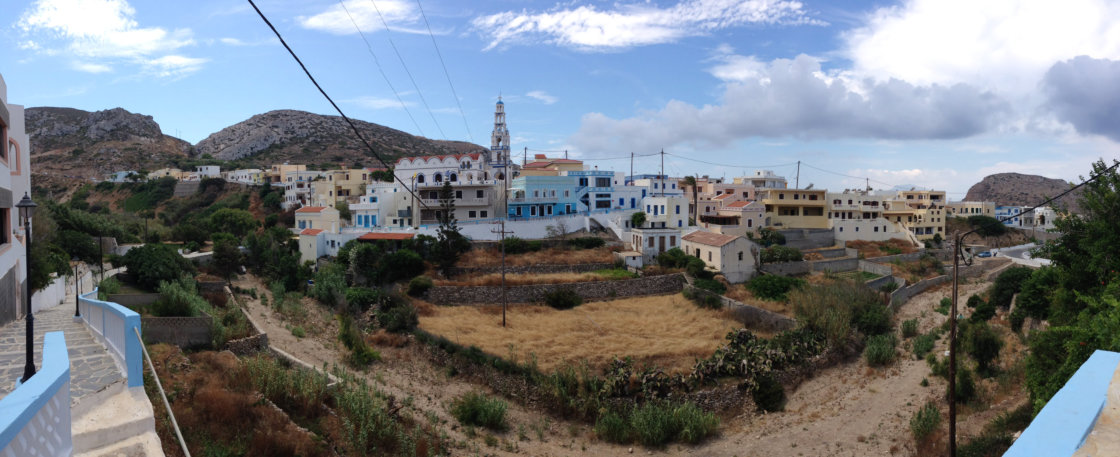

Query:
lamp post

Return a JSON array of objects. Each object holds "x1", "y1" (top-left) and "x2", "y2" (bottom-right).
[
  {"x1": 72, "y1": 256, "x2": 81, "y2": 318},
  {"x1": 18, "y1": 192, "x2": 37, "y2": 383}
]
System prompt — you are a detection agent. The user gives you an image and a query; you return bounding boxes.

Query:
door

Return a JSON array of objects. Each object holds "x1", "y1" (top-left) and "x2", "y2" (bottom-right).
[{"x1": 658, "y1": 235, "x2": 665, "y2": 254}]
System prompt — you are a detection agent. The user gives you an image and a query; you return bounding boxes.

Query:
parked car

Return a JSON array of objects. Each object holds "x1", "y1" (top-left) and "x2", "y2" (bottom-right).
[{"x1": 976, "y1": 251, "x2": 993, "y2": 258}]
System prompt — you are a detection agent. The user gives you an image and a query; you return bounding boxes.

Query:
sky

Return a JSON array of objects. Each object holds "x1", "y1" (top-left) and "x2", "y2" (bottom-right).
[{"x1": 4, "y1": 0, "x2": 1120, "y2": 198}]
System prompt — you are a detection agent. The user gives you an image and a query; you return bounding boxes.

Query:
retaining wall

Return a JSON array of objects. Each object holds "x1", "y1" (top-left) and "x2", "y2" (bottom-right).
[
  {"x1": 810, "y1": 257, "x2": 858, "y2": 273},
  {"x1": 224, "y1": 287, "x2": 269, "y2": 356},
  {"x1": 865, "y1": 274, "x2": 903, "y2": 292},
  {"x1": 760, "y1": 261, "x2": 811, "y2": 276},
  {"x1": 859, "y1": 260, "x2": 894, "y2": 277},
  {"x1": 805, "y1": 247, "x2": 847, "y2": 259},
  {"x1": 452, "y1": 262, "x2": 616, "y2": 277},
  {"x1": 890, "y1": 276, "x2": 950, "y2": 308},
  {"x1": 107, "y1": 293, "x2": 161, "y2": 307},
  {"x1": 141, "y1": 315, "x2": 212, "y2": 347},
  {"x1": 425, "y1": 273, "x2": 686, "y2": 305},
  {"x1": 684, "y1": 285, "x2": 795, "y2": 332},
  {"x1": 778, "y1": 228, "x2": 835, "y2": 250}
]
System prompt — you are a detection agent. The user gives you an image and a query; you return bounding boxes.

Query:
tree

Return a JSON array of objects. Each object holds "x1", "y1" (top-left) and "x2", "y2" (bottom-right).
[
  {"x1": 336, "y1": 201, "x2": 351, "y2": 222},
  {"x1": 963, "y1": 321, "x2": 1003, "y2": 377},
  {"x1": 211, "y1": 237, "x2": 242, "y2": 283},
  {"x1": 546, "y1": 219, "x2": 570, "y2": 247},
  {"x1": 209, "y1": 208, "x2": 258, "y2": 238},
  {"x1": 432, "y1": 181, "x2": 470, "y2": 275},
  {"x1": 967, "y1": 215, "x2": 1008, "y2": 237},
  {"x1": 122, "y1": 243, "x2": 196, "y2": 291},
  {"x1": 630, "y1": 211, "x2": 647, "y2": 229},
  {"x1": 683, "y1": 175, "x2": 698, "y2": 226}
]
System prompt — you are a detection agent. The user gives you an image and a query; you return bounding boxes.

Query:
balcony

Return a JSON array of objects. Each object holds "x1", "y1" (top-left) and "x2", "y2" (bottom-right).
[{"x1": 420, "y1": 196, "x2": 490, "y2": 207}]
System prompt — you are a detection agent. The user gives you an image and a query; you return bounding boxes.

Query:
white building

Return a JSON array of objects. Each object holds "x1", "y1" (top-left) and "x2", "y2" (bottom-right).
[
  {"x1": 1034, "y1": 207, "x2": 1059, "y2": 231},
  {"x1": 827, "y1": 190, "x2": 912, "y2": 243},
  {"x1": 733, "y1": 170, "x2": 788, "y2": 189},
  {"x1": 630, "y1": 227, "x2": 683, "y2": 264},
  {"x1": 226, "y1": 168, "x2": 264, "y2": 185},
  {"x1": 681, "y1": 231, "x2": 759, "y2": 283},
  {"x1": 0, "y1": 73, "x2": 32, "y2": 326},
  {"x1": 282, "y1": 170, "x2": 324, "y2": 210},
  {"x1": 349, "y1": 181, "x2": 412, "y2": 229},
  {"x1": 640, "y1": 195, "x2": 689, "y2": 229},
  {"x1": 195, "y1": 165, "x2": 221, "y2": 179}
]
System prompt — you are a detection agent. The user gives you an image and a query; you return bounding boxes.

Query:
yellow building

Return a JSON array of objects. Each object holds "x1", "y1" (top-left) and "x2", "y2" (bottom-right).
[
  {"x1": 758, "y1": 189, "x2": 829, "y2": 229},
  {"x1": 148, "y1": 168, "x2": 185, "y2": 180},
  {"x1": 268, "y1": 163, "x2": 307, "y2": 184},
  {"x1": 884, "y1": 190, "x2": 947, "y2": 241},
  {"x1": 946, "y1": 201, "x2": 995, "y2": 217},
  {"x1": 311, "y1": 168, "x2": 371, "y2": 206},
  {"x1": 519, "y1": 154, "x2": 584, "y2": 176}
]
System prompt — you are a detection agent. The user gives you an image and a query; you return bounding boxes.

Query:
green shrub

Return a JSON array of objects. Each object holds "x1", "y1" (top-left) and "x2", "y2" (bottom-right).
[
  {"x1": 966, "y1": 294, "x2": 984, "y2": 308},
  {"x1": 685, "y1": 257, "x2": 714, "y2": 280},
  {"x1": 953, "y1": 367, "x2": 977, "y2": 404},
  {"x1": 290, "y1": 326, "x2": 306, "y2": 338},
  {"x1": 852, "y1": 301, "x2": 892, "y2": 336},
  {"x1": 338, "y1": 314, "x2": 380, "y2": 366},
  {"x1": 309, "y1": 262, "x2": 346, "y2": 306},
  {"x1": 963, "y1": 321, "x2": 1003, "y2": 377},
  {"x1": 912, "y1": 333, "x2": 937, "y2": 359},
  {"x1": 747, "y1": 275, "x2": 805, "y2": 301},
  {"x1": 673, "y1": 402, "x2": 720, "y2": 444},
  {"x1": 451, "y1": 392, "x2": 508, "y2": 431},
  {"x1": 910, "y1": 401, "x2": 941, "y2": 443},
  {"x1": 990, "y1": 267, "x2": 1033, "y2": 309},
  {"x1": 407, "y1": 275, "x2": 433, "y2": 296},
  {"x1": 344, "y1": 287, "x2": 383, "y2": 313},
  {"x1": 378, "y1": 302, "x2": 418, "y2": 333},
  {"x1": 864, "y1": 333, "x2": 897, "y2": 366},
  {"x1": 760, "y1": 246, "x2": 803, "y2": 263},
  {"x1": 501, "y1": 236, "x2": 540, "y2": 254},
  {"x1": 970, "y1": 299, "x2": 996, "y2": 322},
  {"x1": 543, "y1": 288, "x2": 582, "y2": 310},
  {"x1": 594, "y1": 409, "x2": 631, "y2": 443},
  {"x1": 958, "y1": 433, "x2": 1014, "y2": 457},
  {"x1": 569, "y1": 237, "x2": 605, "y2": 249},
  {"x1": 656, "y1": 248, "x2": 689, "y2": 268},
  {"x1": 631, "y1": 401, "x2": 677, "y2": 447},
  {"x1": 97, "y1": 276, "x2": 122, "y2": 301},
  {"x1": 381, "y1": 249, "x2": 426, "y2": 283},
  {"x1": 122, "y1": 243, "x2": 195, "y2": 291},
  {"x1": 694, "y1": 278, "x2": 726, "y2": 294},
  {"x1": 936, "y1": 297, "x2": 951, "y2": 315},
  {"x1": 151, "y1": 278, "x2": 206, "y2": 317},
  {"x1": 967, "y1": 215, "x2": 1008, "y2": 237},
  {"x1": 901, "y1": 318, "x2": 919, "y2": 338},
  {"x1": 751, "y1": 374, "x2": 786, "y2": 412}
]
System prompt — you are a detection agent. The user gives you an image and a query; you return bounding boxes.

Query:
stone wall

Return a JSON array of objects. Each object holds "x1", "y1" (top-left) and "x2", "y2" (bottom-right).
[
  {"x1": 859, "y1": 260, "x2": 894, "y2": 277},
  {"x1": 685, "y1": 285, "x2": 795, "y2": 332},
  {"x1": 806, "y1": 247, "x2": 847, "y2": 259},
  {"x1": 0, "y1": 267, "x2": 17, "y2": 330},
  {"x1": 173, "y1": 181, "x2": 199, "y2": 197},
  {"x1": 778, "y1": 228, "x2": 835, "y2": 250},
  {"x1": 424, "y1": 273, "x2": 686, "y2": 305},
  {"x1": 225, "y1": 289, "x2": 269, "y2": 355},
  {"x1": 866, "y1": 249, "x2": 951, "y2": 264},
  {"x1": 197, "y1": 280, "x2": 225, "y2": 294},
  {"x1": 890, "y1": 276, "x2": 950, "y2": 308},
  {"x1": 760, "y1": 261, "x2": 811, "y2": 276},
  {"x1": 452, "y1": 262, "x2": 616, "y2": 277},
  {"x1": 810, "y1": 257, "x2": 858, "y2": 273},
  {"x1": 865, "y1": 274, "x2": 903, "y2": 292},
  {"x1": 141, "y1": 314, "x2": 212, "y2": 347}
]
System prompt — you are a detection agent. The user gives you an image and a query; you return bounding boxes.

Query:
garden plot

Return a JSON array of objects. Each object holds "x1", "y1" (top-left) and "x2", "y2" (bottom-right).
[{"x1": 418, "y1": 294, "x2": 742, "y2": 374}]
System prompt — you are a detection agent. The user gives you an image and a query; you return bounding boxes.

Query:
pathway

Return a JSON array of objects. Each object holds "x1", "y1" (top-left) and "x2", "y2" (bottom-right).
[{"x1": 0, "y1": 296, "x2": 122, "y2": 403}]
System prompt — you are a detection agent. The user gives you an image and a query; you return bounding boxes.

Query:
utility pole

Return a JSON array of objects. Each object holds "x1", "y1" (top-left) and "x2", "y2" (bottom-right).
[
  {"x1": 564, "y1": 149, "x2": 568, "y2": 160},
  {"x1": 490, "y1": 165, "x2": 513, "y2": 327},
  {"x1": 523, "y1": 147, "x2": 527, "y2": 167},
  {"x1": 660, "y1": 149, "x2": 665, "y2": 197},
  {"x1": 630, "y1": 152, "x2": 633, "y2": 186},
  {"x1": 866, "y1": 177, "x2": 870, "y2": 192},
  {"x1": 796, "y1": 161, "x2": 800, "y2": 189}
]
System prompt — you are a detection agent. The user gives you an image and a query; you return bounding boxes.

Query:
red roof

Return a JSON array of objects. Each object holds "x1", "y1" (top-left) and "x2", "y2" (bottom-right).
[
  {"x1": 358, "y1": 232, "x2": 416, "y2": 241},
  {"x1": 726, "y1": 201, "x2": 754, "y2": 208},
  {"x1": 714, "y1": 193, "x2": 735, "y2": 200},
  {"x1": 682, "y1": 231, "x2": 742, "y2": 247},
  {"x1": 523, "y1": 161, "x2": 552, "y2": 168},
  {"x1": 296, "y1": 206, "x2": 326, "y2": 213},
  {"x1": 300, "y1": 228, "x2": 324, "y2": 236},
  {"x1": 395, "y1": 152, "x2": 482, "y2": 165}
]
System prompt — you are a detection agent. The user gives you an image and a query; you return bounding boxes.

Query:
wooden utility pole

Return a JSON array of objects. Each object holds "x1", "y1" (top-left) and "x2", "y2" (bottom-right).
[
  {"x1": 796, "y1": 160, "x2": 801, "y2": 189},
  {"x1": 630, "y1": 152, "x2": 633, "y2": 186},
  {"x1": 660, "y1": 149, "x2": 665, "y2": 197},
  {"x1": 490, "y1": 157, "x2": 513, "y2": 327}
]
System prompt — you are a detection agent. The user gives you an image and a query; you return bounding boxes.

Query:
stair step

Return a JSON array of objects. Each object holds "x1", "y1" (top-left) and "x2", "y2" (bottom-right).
[
  {"x1": 72, "y1": 387, "x2": 158, "y2": 454},
  {"x1": 74, "y1": 430, "x2": 163, "y2": 457}
]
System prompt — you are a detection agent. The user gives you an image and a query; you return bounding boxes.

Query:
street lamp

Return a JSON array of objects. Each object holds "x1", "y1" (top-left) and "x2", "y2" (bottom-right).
[
  {"x1": 17, "y1": 192, "x2": 37, "y2": 383},
  {"x1": 72, "y1": 256, "x2": 81, "y2": 318}
]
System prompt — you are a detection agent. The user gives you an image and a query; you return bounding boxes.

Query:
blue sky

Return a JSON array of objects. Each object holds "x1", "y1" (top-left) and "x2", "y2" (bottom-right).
[{"x1": 4, "y1": 0, "x2": 1120, "y2": 198}]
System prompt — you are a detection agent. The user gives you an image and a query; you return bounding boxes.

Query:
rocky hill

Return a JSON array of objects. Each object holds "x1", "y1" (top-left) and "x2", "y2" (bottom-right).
[
  {"x1": 27, "y1": 107, "x2": 193, "y2": 180},
  {"x1": 964, "y1": 172, "x2": 1082, "y2": 213},
  {"x1": 194, "y1": 110, "x2": 484, "y2": 166}
]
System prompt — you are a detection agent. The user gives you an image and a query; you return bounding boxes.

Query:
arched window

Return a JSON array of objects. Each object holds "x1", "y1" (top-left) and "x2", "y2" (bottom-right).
[
  {"x1": 416, "y1": 174, "x2": 425, "y2": 184},
  {"x1": 496, "y1": 172, "x2": 504, "y2": 180},
  {"x1": 449, "y1": 172, "x2": 458, "y2": 182},
  {"x1": 434, "y1": 173, "x2": 443, "y2": 182}
]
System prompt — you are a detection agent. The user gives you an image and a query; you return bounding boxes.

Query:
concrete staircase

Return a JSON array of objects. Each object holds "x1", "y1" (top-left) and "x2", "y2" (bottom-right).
[{"x1": 73, "y1": 386, "x2": 162, "y2": 457}]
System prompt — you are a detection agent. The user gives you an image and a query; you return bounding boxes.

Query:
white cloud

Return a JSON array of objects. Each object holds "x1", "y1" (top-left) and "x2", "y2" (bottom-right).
[
  {"x1": 348, "y1": 96, "x2": 412, "y2": 110},
  {"x1": 472, "y1": 0, "x2": 825, "y2": 51},
  {"x1": 844, "y1": 0, "x2": 1120, "y2": 94},
  {"x1": 299, "y1": 0, "x2": 423, "y2": 35},
  {"x1": 526, "y1": 90, "x2": 558, "y2": 105},
  {"x1": 72, "y1": 61, "x2": 112, "y2": 73},
  {"x1": 18, "y1": 0, "x2": 204, "y2": 77},
  {"x1": 571, "y1": 54, "x2": 1006, "y2": 154},
  {"x1": 143, "y1": 55, "x2": 207, "y2": 79}
]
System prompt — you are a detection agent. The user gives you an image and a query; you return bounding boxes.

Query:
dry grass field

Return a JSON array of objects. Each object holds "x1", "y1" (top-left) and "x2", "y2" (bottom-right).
[
  {"x1": 458, "y1": 246, "x2": 616, "y2": 267},
  {"x1": 435, "y1": 271, "x2": 608, "y2": 287},
  {"x1": 723, "y1": 285, "x2": 794, "y2": 317},
  {"x1": 418, "y1": 294, "x2": 742, "y2": 374}
]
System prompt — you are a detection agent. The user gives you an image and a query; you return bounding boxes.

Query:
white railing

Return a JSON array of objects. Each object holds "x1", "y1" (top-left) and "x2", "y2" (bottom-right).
[
  {"x1": 79, "y1": 289, "x2": 143, "y2": 388},
  {"x1": 0, "y1": 332, "x2": 72, "y2": 457}
]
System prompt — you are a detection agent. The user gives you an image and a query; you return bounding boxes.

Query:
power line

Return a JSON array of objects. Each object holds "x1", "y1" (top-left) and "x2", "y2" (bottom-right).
[
  {"x1": 368, "y1": 0, "x2": 447, "y2": 139},
  {"x1": 414, "y1": 0, "x2": 474, "y2": 143},
  {"x1": 247, "y1": 0, "x2": 430, "y2": 211},
  {"x1": 663, "y1": 152, "x2": 797, "y2": 170},
  {"x1": 336, "y1": 0, "x2": 426, "y2": 137},
  {"x1": 799, "y1": 161, "x2": 899, "y2": 188}
]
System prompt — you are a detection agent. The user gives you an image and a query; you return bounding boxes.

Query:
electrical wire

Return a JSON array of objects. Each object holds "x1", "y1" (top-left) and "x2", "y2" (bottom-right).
[
  {"x1": 368, "y1": 0, "x2": 447, "y2": 139},
  {"x1": 414, "y1": 0, "x2": 474, "y2": 143},
  {"x1": 663, "y1": 152, "x2": 797, "y2": 170},
  {"x1": 247, "y1": 0, "x2": 431, "y2": 210},
  {"x1": 336, "y1": 0, "x2": 426, "y2": 138}
]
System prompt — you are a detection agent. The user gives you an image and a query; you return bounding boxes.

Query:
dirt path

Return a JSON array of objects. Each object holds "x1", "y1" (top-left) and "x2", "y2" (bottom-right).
[{"x1": 231, "y1": 275, "x2": 638, "y2": 457}]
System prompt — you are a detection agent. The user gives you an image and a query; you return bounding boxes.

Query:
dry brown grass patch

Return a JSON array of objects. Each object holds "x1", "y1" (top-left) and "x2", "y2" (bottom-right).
[
  {"x1": 419, "y1": 294, "x2": 741, "y2": 374},
  {"x1": 724, "y1": 284, "x2": 794, "y2": 317},
  {"x1": 458, "y1": 246, "x2": 615, "y2": 268},
  {"x1": 434, "y1": 271, "x2": 610, "y2": 287},
  {"x1": 847, "y1": 239, "x2": 918, "y2": 258}
]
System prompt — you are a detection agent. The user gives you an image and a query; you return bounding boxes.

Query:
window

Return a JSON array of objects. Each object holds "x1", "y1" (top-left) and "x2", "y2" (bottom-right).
[
  {"x1": 531, "y1": 207, "x2": 537, "y2": 216},
  {"x1": 469, "y1": 211, "x2": 477, "y2": 218},
  {"x1": 654, "y1": 183, "x2": 659, "y2": 189},
  {"x1": 449, "y1": 173, "x2": 457, "y2": 182},
  {"x1": 708, "y1": 251, "x2": 712, "y2": 261},
  {"x1": 695, "y1": 248, "x2": 701, "y2": 257},
  {"x1": 675, "y1": 205, "x2": 680, "y2": 214},
  {"x1": 670, "y1": 236, "x2": 676, "y2": 246},
  {"x1": 649, "y1": 237, "x2": 654, "y2": 247},
  {"x1": 738, "y1": 252, "x2": 743, "y2": 261},
  {"x1": 481, "y1": 211, "x2": 488, "y2": 218},
  {"x1": 547, "y1": 206, "x2": 553, "y2": 215},
  {"x1": 619, "y1": 198, "x2": 624, "y2": 206},
  {"x1": 0, "y1": 208, "x2": 8, "y2": 244},
  {"x1": 455, "y1": 190, "x2": 463, "y2": 199},
  {"x1": 661, "y1": 205, "x2": 665, "y2": 214},
  {"x1": 516, "y1": 207, "x2": 522, "y2": 216},
  {"x1": 551, "y1": 190, "x2": 556, "y2": 197},
  {"x1": 476, "y1": 190, "x2": 484, "y2": 198},
  {"x1": 793, "y1": 194, "x2": 800, "y2": 200},
  {"x1": 874, "y1": 226, "x2": 879, "y2": 232},
  {"x1": 534, "y1": 190, "x2": 540, "y2": 197},
  {"x1": 565, "y1": 204, "x2": 571, "y2": 213},
  {"x1": 435, "y1": 173, "x2": 443, "y2": 182},
  {"x1": 779, "y1": 193, "x2": 785, "y2": 200},
  {"x1": 564, "y1": 190, "x2": 570, "y2": 197},
  {"x1": 596, "y1": 177, "x2": 611, "y2": 187}
]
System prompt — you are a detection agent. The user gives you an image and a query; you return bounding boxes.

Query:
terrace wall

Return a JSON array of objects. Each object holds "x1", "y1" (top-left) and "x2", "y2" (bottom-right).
[
  {"x1": 452, "y1": 262, "x2": 615, "y2": 277},
  {"x1": 425, "y1": 273, "x2": 686, "y2": 305}
]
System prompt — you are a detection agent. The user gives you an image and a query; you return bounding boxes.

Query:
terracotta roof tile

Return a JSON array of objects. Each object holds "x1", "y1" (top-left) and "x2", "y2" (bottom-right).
[
  {"x1": 682, "y1": 231, "x2": 741, "y2": 247},
  {"x1": 295, "y1": 206, "x2": 326, "y2": 213},
  {"x1": 358, "y1": 232, "x2": 416, "y2": 241},
  {"x1": 300, "y1": 228, "x2": 324, "y2": 236}
]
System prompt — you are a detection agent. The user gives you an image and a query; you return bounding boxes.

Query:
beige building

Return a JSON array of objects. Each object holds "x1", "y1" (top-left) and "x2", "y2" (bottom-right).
[
  {"x1": 294, "y1": 206, "x2": 341, "y2": 234},
  {"x1": 681, "y1": 231, "x2": 758, "y2": 283},
  {"x1": 946, "y1": 201, "x2": 995, "y2": 217},
  {"x1": 268, "y1": 163, "x2": 307, "y2": 184},
  {"x1": 827, "y1": 190, "x2": 913, "y2": 243},
  {"x1": 884, "y1": 190, "x2": 948, "y2": 241},
  {"x1": 699, "y1": 200, "x2": 766, "y2": 237},
  {"x1": 311, "y1": 168, "x2": 371, "y2": 206},
  {"x1": 629, "y1": 227, "x2": 683, "y2": 264},
  {"x1": 149, "y1": 168, "x2": 185, "y2": 180},
  {"x1": 519, "y1": 154, "x2": 584, "y2": 176},
  {"x1": 759, "y1": 188, "x2": 829, "y2": 229}
]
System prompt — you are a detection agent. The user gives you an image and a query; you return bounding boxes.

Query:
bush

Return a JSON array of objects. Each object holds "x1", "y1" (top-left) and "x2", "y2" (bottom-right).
[
  {"x1": 760, "y1": 246, "x2": 803, "y2": 263},
  {"x1": 407, "y1": 275, "x2": 433, "y2": 296},
  {"x1": 543, "y1": 288, "x2": 582, "y2": 310},
  {"x1": 966, "y1": 294, "x2": 984, "y2": 308},
  {"x1": 151, "y1": 278, "x2": 206, "y2": 317},
  {"x1": 309, "y1": 262, "x2": 346, "y2": 306},
  {"x1": 913, "y1": 333, "x2": 937, "y2": 359},
  {"x1": 694, "y1": 278, "x2": 726, "y2": 294},
  {"x1": 685, "y1": 257, "x2": 714, "y2": 280},
  {"x1": 450, "y1": 392, "x2": 508, "y2": 431},
  {"x1": 963, "y1": 321, "x2": 1003, "y2": 377},
  {"x1": 967, "y1": 215, "x2": 1008, "y2": 237},
  {"x1": 656, "y1": 247, "x2": 689, "y2": 268},
  {"x1": 990, "y1": 267, "x2": 1033, "y2": 309},
  {"x1": 338, "y1": 314, "x2": 380, "y2": 367},
  {"x1": 569, "y1": 237, "x2": 605, "y2": 249},
  {"x1": 747, "y1": 275, "x2": 805, "y2": 301},
  {"x1": 970, "y1": 299, "x2": 996, "y2": 322},
  {"x1": 97, "y1": 276, "x2": 122, "y2": 300},
  {"x1": 864, "y1": 333, "x2": 898, "y2": 366},
  {"x1": 910, "y1": 401, "x2": 941, "y2": 443},
  {"x1": 381, "y1": 249, "x2": 425, "y2": 283},
  {"x1": 378, "y1": 302, "x2": 418, "y2": 333},
  {"x1": 344, "y1": 287, "x2": 383, "y2": 313},
  {"x1": 631, "y1": 401, "x2": 677, "y2": 447},
  {"x1": 901, "y1": 318, "x2": 919, "y2": 338},
  {"x1": 751, "y1": 374, "x2": 786, "y2": 412},
  {"x1": 122, "y1": 243, "x2": 195, "y2": 291},
  {"x1": 958, "y1": 433, "x2": 1015, "y2": 457},
  {"x1": 501, "y1": 236, "x2": 541, "y2": 254},
  {"x1": 594, "y1": 409, "x2": 631, "y2": 443},
  {"x1": 953, "y1": 367, "x2": 977, "y2": 404},
  {"x1": 853, "y1": 301, "x2": 892, "y2": 336}
]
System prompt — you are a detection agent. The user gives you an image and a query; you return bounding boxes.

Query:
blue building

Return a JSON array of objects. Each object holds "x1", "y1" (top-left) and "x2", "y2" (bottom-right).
[
  {"x1": 995, "y1": 206, "x2": 1023, "y2": 227},
  {"x1": 507, "y1": 175, "x2": 581, "y2": 218}
]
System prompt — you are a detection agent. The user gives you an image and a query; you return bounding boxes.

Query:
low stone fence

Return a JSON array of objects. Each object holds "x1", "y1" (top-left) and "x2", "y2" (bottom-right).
[
  {"x1": 224, "y1": 286, "x2": 269, "y2": 356},
  {"x1": 141, "y1": 315, "x2": 212, "y2": 348},
  {"x1": 865, "y1": 275, "x2": 904, "y2": 292},
  {"x1": 425, "y1": 273, "x2": 686, "y2": 305},
  {"x1": 890, "y1": 276, "x2": 950, "y2": 308},
  {"x1": 197, "y1": 280, "x2": 226, "y2": 294},
  {"x1": 866, "y1": 249, "x2": 950, "y2": 264},
  {"x1": 760, "y1": 261, "x2": 811, "y2": 276},
  {"x1": 107, "y1": 293, "x2": 161, "y2": 307},
  {"x1": 859, "y1": 260, "x2": 894, "y2": 277},
  {"x1": 451, "y1": 262, "x2": 616, "y2": 277},
  {"x1": 806, "y1": 247, "x2": 847, "y2": 259},
  {"x1": 810, "y1": 257, "x2": 858, "y2": 273},
  {"x1": 684, "y1": 284, "x2": 795, "y2": 332}
]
